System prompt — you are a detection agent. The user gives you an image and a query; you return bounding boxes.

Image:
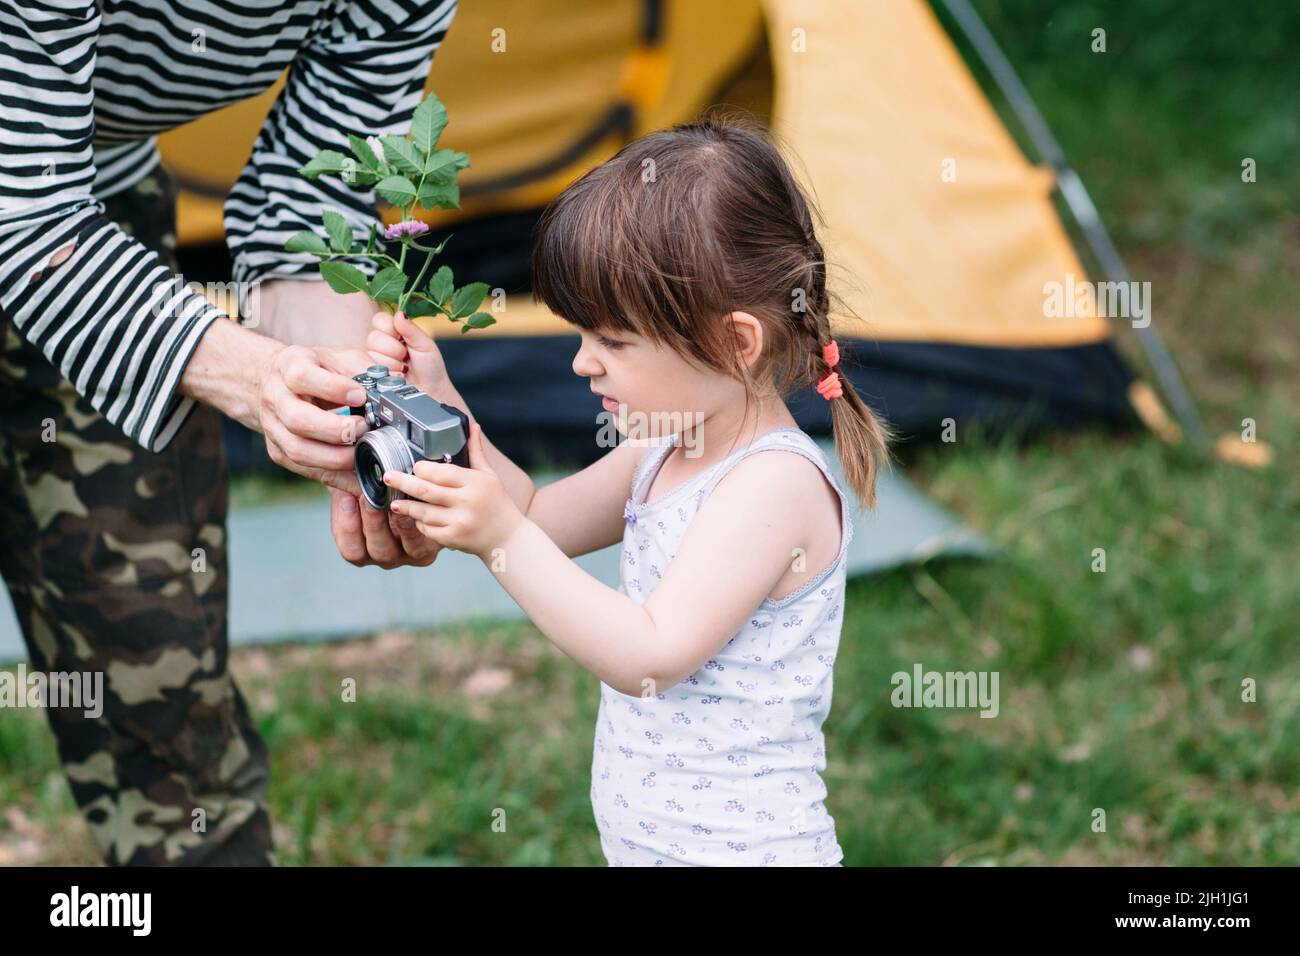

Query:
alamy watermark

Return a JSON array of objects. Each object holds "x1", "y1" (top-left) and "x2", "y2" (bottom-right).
[
  {"x1": 0, "y1": 663, "x2": 103, "y2": 719},
  {"x1": 891, "y1": 663, "x2": 999, "y2": 718},
  {"x1": 151, "y1": 273, "x2": 261, "y2": 327},
  {"x1": 50, "y1": 886, "x2": 150, "y2": 936},
  {"x1": 596, "y1": 403, "x2": 706, "y2": 459},
  {"x1": 1043, "y1": 273, "x2": 1151, "y2": 328}
]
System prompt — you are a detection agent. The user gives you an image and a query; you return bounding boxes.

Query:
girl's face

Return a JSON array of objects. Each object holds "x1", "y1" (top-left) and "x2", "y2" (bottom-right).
[{"x1": 571, "y1": 328, "x2": 742, "y2": 445}]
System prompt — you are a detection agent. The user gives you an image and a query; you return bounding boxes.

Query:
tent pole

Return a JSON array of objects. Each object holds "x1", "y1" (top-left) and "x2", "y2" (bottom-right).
[{"x1": 938, "y1": 0, "x2": 1209, "y2": 449}]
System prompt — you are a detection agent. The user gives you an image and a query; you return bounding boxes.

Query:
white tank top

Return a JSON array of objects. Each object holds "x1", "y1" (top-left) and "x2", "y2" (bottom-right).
[{"x1": 590, "y1": 426, "x2": 853, "y2": 866}]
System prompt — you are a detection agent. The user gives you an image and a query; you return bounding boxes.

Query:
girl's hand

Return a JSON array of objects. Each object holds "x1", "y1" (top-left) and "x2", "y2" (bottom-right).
[
  {"x1": 368, "y1": 310, "x2": 453, "y2": 396},
  {"x1": 383, "y1": 421, "x2": 524, "y2": 560}
]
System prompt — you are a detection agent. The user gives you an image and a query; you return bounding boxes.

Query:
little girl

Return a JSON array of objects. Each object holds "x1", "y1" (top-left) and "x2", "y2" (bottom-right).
[{"x1": 367, "y1": 121, "x2": 890, "y2": 866}]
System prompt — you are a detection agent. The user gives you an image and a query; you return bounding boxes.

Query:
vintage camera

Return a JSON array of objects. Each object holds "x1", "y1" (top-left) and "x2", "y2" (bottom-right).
[{"x1": 349, "y1": 365, "x2": 470, "y2": 510}]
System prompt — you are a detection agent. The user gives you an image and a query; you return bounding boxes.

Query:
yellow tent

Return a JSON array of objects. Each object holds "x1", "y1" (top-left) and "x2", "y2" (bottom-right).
[{"x1": 160, "y1": 0, "x2": 1172, "y2": 463}]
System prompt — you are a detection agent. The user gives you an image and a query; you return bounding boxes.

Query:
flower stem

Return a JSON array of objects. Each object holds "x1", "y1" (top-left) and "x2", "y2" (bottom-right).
[
  {"x1": 401, "y1": 247, "x2": 436, "y2": 313},
  {"x1": 323, "y1": 251, "x2": 400, "y2": 269}
]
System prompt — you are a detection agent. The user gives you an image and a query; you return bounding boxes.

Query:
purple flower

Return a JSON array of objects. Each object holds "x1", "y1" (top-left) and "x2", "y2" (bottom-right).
[
  {"x1": 623, "y1": 499, "x2": 637, "y2": 528},
  {"x1": 383, "y1": 220, "x2": 430, "y2": 241}
]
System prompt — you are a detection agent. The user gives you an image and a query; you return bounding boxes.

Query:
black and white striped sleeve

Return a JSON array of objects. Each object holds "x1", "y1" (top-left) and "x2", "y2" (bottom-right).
[
  {"x1": 223, "y1": 0, "x2": 457, "y2": 292},
  {"x1": 0, "y1": 1, "x2": 227, "y2": 453}
]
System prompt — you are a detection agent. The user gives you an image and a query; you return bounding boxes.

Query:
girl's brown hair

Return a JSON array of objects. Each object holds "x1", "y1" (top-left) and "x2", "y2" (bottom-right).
[{"x1": 531, "y1": 118, "x2": 891, "y2": 508}]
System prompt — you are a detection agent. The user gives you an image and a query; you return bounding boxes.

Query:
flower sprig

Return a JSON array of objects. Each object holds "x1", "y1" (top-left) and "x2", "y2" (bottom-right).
[{"x1": 283, "y1": 92, "x2": 495, "y2": 333}]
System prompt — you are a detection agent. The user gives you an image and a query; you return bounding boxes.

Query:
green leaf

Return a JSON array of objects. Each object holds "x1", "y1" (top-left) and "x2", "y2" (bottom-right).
[
  {"x1": 319, "y1": 261, "x2": 370, "y2": 296},
  {"x1": 450, "y1": 282, "x2": 490, "y2": 319},
  {"x1": 342, "y1": 166, "x2": 379, "y2": 187},
  {"x1": 463, "y1": 312, "x2": 496, "y2": 330},
  {"x1": 427, "y1": 265, "x2": 454, "y2": 307},
  {"x1": 366, "y1": 222, "x2": 378, "y2": 254},
  {"x1": 417, "y1": 180, "x2": 460, "y2": 211},
  {"x1": 348, "y1": 134, "x2": 384, "y2": 173},
  {"x1": 405, "y1": 296, "x2": 440, "y2": 318},
  {"x1": 381, "y1": 135, "x2": 423, "y2": 175},
  {"x1": 284, "y1": 231, "x2": 328, "y2": 255},
  {"x1": 422, "y1": 148, "x2": 469, "y2": 182},
  {"x1": 299, "y1": 149, "x2": 348, "y2": 178},
  {"x1": 322, "y1": 209, "x2": 353, "y2": 254},
  {"x1": 368, "y1": 267, "x2": 407, "y2": 303},
  {"x1": 411, "y1": 93, "x2": 449, "y2": 154},
  {"x1": 375, "y1": 176, "x2": 417, "y2": 207}
]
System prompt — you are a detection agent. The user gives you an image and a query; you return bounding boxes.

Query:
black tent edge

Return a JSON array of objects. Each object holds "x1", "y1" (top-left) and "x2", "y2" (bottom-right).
[{"x1": 221, "y1": 333, "x2": 1137, "y2": 474}]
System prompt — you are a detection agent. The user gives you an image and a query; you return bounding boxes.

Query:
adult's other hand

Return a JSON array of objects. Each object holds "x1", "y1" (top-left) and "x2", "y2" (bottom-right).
[{"x1": 330, "y1": 488, "x2": 442, "y2": 569}]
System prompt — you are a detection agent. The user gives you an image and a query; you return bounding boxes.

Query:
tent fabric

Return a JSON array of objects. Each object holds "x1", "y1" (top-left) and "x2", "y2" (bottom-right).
[
  {"x1": 163, "y1": 0, "x2": 766, "y2": 243},
  {"x1": 362, "y1": 0, "x2": 1111, "y2": 351},
  {"x1": 764, "y1": 0, "x2": 1109, "y2": 348},
  {"x1": 162, "y1": 0, "x2": 1109, "y2": 347},
  {"x1": 415, "y1": 327, "x2": 1134, "y2": 470},
  {"x1": 160, "y1": 0, "x2": 1142, "y2": 469}
]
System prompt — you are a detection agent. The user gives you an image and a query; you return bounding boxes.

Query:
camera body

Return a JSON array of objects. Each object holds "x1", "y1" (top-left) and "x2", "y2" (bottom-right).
[{"x1": 350, "y1": 365, "x2": 469, "y2": 510}]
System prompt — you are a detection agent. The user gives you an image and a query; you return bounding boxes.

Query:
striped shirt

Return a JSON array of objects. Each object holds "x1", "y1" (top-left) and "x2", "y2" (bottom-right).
[{"x1": 0, "y1": 0, "x2": 456, "y2": 451}]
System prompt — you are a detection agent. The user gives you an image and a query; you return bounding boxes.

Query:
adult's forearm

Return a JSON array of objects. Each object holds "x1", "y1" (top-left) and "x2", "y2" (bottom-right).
[
  {"x1": 183, "y1": 277, "x2": 372, "y2": 433},
  {"x1": 181, "y1": 317, "x2": 375, "y2": 490},
  {"x1": 179, "y1": 316, "x2": 281, "y2": 432},
  {"x1": 250, "y1": 277, "x2": 377, "y2": 350}
]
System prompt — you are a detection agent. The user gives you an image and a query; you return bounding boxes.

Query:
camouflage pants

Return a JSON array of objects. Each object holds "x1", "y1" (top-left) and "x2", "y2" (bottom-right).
[{"x1": 0, "y1": 165, "x2": 275, "y2": 865}]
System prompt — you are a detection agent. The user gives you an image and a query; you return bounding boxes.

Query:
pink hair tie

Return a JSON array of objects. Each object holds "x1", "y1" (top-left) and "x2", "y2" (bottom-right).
[
  {"x1": 817, "y1": 339, "x2": 843, "y2": 400},
  {"x1": 816, "y1": 371, "x2": 843, "y2": 400}
]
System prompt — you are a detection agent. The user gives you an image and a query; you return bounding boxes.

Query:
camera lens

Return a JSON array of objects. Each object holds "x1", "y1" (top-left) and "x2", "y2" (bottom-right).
[{"x1": 355, "y1": 425, "x2": 415, "y2": 510}]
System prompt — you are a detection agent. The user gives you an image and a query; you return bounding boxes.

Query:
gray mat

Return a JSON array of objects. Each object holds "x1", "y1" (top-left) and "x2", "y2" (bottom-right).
[{"x1": 0, "y1": 443, "x2": 993, "y2": 661}]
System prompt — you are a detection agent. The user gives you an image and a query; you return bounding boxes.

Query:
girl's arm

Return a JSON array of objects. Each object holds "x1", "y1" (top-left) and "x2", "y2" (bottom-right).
[
  {"x1": 385, "y1": 438, "x2": 818, "y2": 696},
  {"x1": 371, "y1": 311, "x2": 640, "y2": 556},
  {"x1": 523, "y1": 440, "x2": 642, "y2": 557}
]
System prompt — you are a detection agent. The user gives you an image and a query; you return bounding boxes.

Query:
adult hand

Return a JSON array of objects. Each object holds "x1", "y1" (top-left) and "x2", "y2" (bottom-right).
[
  {"x1": 249, "y1": 330, "x2": 445, "y2": 567},
  {"x1": 254, "y1": 342, "x2": 386, "y2": 495},
  {"x1": 181, "y1": 312, "x2": 443, "y2": 569},
  {"x1": 330, "y1": 488, "x2": 442, "y2": 569},
  {"x1": 181, "y1": 318, "x2": 385, "y2": 494}
]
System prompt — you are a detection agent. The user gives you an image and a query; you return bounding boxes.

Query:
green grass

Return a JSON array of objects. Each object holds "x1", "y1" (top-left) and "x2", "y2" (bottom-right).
[{"x1": 2, "y1": 0, "x2": 1297, "y2": 865}]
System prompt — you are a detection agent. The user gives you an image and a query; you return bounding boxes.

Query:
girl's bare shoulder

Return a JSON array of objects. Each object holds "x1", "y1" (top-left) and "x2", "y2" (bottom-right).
[{"x1": 712, "y1": 446, "x2": 843, "y2": 549}]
